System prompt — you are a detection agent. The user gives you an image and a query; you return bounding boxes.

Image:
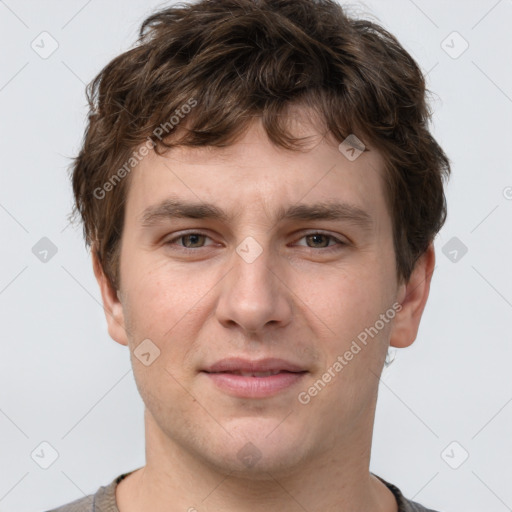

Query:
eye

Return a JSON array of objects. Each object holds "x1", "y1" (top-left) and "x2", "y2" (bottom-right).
[
  {"x1": 164, "y1": 231, "x2": 347, "y2": 252},
  {"x1": 294, "y1": 232, "x2": 347, "y2": 251},
  {"x1": 165, "y1": 232, "x2": 213, "y2": 249}
]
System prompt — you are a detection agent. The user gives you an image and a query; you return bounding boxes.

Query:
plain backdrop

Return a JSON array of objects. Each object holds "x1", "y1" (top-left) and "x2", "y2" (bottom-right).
[{"x1": 0, "y1": 0, "x2": 511, "y2": 511}]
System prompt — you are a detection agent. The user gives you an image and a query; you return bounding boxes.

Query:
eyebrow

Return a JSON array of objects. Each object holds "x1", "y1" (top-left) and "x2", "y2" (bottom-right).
[{"x1": 139, "y1": 197, "x2": 374, "y2": 232}]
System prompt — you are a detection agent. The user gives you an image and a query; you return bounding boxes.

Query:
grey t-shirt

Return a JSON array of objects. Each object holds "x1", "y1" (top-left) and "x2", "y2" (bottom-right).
[{"x1": 45, "y1": 470, "x2": 440, "y2": 512}]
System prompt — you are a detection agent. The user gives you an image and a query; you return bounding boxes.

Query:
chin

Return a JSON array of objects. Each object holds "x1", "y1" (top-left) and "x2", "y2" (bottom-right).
[
  {"x1": 210, "y1": 448, "x2": 309, "y2": 481},
  {"x1": 205, "y1": 418, "x2": 312, "y2": 477}
]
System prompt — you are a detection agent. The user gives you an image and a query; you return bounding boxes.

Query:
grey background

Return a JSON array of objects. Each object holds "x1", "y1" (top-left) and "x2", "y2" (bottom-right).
[{"x1": 0, "y1": 0, "x2": 511, "y2": 510}]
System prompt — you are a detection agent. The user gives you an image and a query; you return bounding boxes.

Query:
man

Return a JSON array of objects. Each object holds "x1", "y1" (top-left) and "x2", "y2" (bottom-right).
[{"x1": 49, "y1": 0, "x2": 450, "y2": 510}]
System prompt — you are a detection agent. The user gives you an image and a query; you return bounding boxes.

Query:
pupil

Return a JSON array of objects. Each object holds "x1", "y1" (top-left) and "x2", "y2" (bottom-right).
[
  {"x1": 185, "y1": 234, "x2": 202, "y2": 247},
  {"x1": 310, "y1": 234, "x2": 327, "y2": 247}
]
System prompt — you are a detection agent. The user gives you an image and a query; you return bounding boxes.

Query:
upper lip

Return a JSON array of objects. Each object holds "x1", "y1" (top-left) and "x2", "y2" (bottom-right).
[{"x1": 202, "y1": 357, "x2": 307, "y2": 373}]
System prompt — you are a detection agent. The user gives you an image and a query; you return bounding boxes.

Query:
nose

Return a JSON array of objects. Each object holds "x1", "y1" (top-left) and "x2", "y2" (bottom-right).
[{"x1": 215, "y1": 239, "x2": 293, "y2": 335}]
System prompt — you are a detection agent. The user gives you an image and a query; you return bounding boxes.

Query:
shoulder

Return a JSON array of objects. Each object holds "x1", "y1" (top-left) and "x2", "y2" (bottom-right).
[
  {"x1": 44, "y1": 494, "x2": 94, "y2": 512},
  {"x1": 44, "y1": 470, "x2": 137, "y2": 512},
  {"x1": 400, "y1": 496, "x2": 442, "y2": 512},
  {"x1": 374, "y1": 474, "x2": 442, "y2": 512}
]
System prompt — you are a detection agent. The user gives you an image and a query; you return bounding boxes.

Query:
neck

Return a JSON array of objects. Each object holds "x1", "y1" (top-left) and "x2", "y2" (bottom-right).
[{"x1": 116, "y1": 409, "x2": 397, "y2": 512}]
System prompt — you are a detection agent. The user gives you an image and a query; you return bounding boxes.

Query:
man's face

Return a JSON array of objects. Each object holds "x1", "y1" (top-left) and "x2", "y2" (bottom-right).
[{"x1": 104, "y1": 117, "x2": 406, "y2": 476}]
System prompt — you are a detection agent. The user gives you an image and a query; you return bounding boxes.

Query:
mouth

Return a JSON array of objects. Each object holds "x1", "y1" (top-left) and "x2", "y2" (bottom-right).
[
  {"x1": 210, "y1": 370, "x2": 295, "y2": 377},
  {"x1": 201, "y1": 358, "x2": 308, "y2": 398}
]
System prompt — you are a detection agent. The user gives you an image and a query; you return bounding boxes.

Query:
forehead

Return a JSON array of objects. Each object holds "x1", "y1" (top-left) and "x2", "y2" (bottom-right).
[{"x1": 124, "y1": 119, "x2": 388, "y2": 229}]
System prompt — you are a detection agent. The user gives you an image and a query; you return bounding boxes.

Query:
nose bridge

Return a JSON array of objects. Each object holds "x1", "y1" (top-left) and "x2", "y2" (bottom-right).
[
  {"x1": 215, "y1": 233, "x2": 291, "y2": 332},
  {"x1": 232, "y1": 234, "x2": 278, "y2": 309},
  {"x1": 234, "y1": 234, "x2": 273, "y2": 289}
]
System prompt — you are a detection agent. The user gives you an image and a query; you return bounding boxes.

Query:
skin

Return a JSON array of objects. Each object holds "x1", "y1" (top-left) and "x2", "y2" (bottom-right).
[{"x1": 92, "y1": 112, "x2": 435, "y2": 512}]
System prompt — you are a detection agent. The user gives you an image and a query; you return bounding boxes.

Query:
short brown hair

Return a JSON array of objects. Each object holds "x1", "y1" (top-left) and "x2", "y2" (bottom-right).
[{"x1": 70, "y1": 0, "x2": 451, "y2": 291}]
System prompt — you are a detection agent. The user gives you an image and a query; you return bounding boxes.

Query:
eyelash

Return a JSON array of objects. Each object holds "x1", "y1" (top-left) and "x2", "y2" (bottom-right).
[{"x1": 164, "y1": 231, "x2": 348, "y2": 253}]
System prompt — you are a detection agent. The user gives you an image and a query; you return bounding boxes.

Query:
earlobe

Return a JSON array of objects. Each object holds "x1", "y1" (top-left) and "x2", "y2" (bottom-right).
[
  {"x1": 389, "y1": 243, "x2": 436, "y2": 349},
  {"x1": 91, "y1": 247, "x2": 129, "y2": 347}
]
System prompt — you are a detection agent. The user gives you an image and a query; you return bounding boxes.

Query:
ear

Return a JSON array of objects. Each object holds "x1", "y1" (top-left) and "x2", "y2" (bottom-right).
[
  {"x1": 389, "y1": 243, "x2": 436, "y2": 348},
  {"x1": 91, "y1": 246, "x2": 129, "y2": 346}
]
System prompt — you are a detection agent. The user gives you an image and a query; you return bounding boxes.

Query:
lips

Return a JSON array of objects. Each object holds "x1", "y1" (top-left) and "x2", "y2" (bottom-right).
[
  {"x1": 201, "y1": 358, "x2": 308, "y2": 398},
  {"x1": 220, "y1": 370, "x2": 283, "y2": 377},
  {"x1": 202, "y1": 357, "x2": 307, "y2": 374}
]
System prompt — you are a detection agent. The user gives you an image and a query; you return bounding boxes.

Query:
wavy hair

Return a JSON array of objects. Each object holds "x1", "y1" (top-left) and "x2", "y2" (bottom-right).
[{"x1": 70, "y1": 0, "x2": 451, "y2": 290}]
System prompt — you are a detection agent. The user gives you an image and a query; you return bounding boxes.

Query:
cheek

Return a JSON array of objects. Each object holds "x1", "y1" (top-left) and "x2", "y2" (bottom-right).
[
  {"x1": 121, "y1": 264, "x2": 212, "y2": 376},
  {"x1": 296, "y1": 261, "x2": 389, "y2": 337},
  {"x1": 123, "y1": 258, "x2": 208, "y2": 331},
  {"x1": 298, "y1": 262, "x2": 396, "y2": 395}
]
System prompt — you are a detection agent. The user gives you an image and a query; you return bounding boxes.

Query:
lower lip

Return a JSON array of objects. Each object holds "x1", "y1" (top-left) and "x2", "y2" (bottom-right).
[{"x1": 202, "y1": 371, "x2": 307, "y2": 398}]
